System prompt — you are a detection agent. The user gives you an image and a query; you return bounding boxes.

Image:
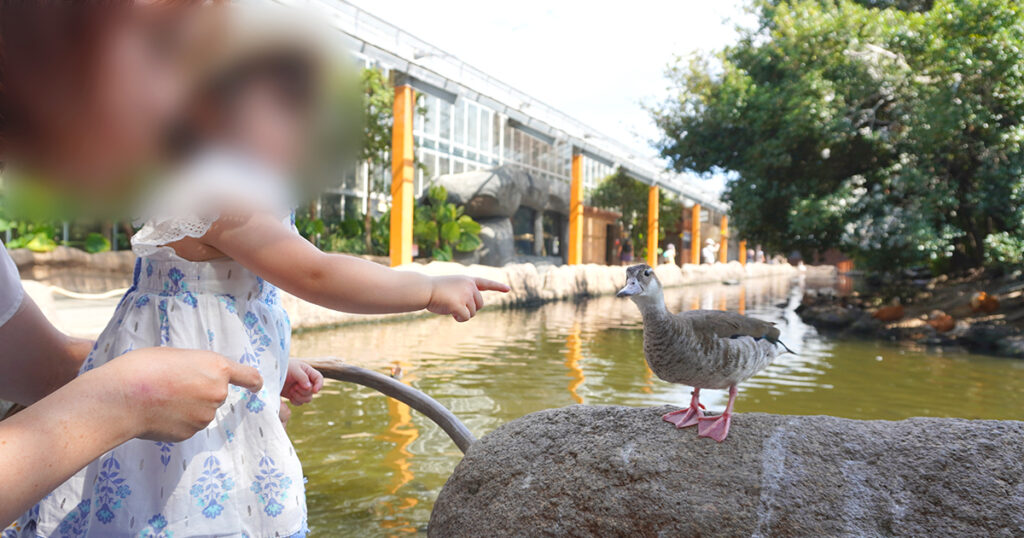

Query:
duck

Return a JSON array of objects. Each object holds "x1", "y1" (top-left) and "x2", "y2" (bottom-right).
[
  {"x1": 926, "y1": 310, "x2": 955, "y2": 333},
  {"x1": 617, "y1": 264, "x2": 792, "y2": 442},
  {"x1": 970, "y1": 292, "x2": 999, "y2": 314},
  {"x1": 872, "y1": 301, "x2": 905, "y2": 322}
]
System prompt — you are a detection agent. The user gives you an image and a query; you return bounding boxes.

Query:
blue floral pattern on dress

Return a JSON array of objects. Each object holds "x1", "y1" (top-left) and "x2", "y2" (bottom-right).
[
  {"x1": 3, "y1": 503, "x2": 38, "y2": 538},
  {"x1": 135, "y1": 295, "x2": 151, "y2": 308},
  {"x1": 157, "y1": 299, "x2": 170, "y2": 346},
  {"x1": 218, "y1": 294, "x2": 237, "y2": 314},
  {"x1": 163, "y1": 267, "x2": 197, "y2": 303},
  {"x1": 241, "y1": 312, "x2": 272, "y2": 366},
  {"x1": 94, "y1": 455, "x2": 131, "y2": 524},
  {"x1": 57, "y1": 499, "x2": 90, "y2": 537},
  {"x1": 156, "y1": 442, "x2": 174, "y2": 468},
  {"x1": 189, "y1": 455, "x2": 234, "y2": 520},
  {"x1": 250, "y1": 455, "x2": 292, "y2": 517},
  {"x1": 80, "y1": 341, "x2": 100, "y2": 373},
  {"x1": 139, "y1": 513, "x2": 172, "y2": 538}
]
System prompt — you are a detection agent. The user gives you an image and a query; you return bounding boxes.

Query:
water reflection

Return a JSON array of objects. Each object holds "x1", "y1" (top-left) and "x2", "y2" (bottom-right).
[{"x1": 287, "y1": 274, "x2": 1024, "y2": 537}]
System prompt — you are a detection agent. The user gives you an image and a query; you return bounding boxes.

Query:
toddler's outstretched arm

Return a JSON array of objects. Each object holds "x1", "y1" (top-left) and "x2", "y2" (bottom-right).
[{"x1": 202, "y1": 211, "x2": 509, "y2": 321}]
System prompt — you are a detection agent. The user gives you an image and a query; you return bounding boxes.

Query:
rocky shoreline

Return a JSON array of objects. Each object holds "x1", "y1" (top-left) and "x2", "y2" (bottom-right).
[{"x1": 798, "y1": 270, "x2": 1024, "y2": 359}]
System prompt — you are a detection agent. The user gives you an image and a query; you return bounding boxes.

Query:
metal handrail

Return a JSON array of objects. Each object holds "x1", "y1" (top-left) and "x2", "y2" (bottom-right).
[{"x1": 304, "y1": 358, "x2": 476, "y2": 453}]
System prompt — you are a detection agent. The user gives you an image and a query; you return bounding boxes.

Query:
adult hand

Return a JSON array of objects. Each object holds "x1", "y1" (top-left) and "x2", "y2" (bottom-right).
[
  {"x1": 103, "y1": 347, "x2": 263, "y2": 442},
  {"x1": 427, "y1": 276, "x2": 511, "y2": 322}
]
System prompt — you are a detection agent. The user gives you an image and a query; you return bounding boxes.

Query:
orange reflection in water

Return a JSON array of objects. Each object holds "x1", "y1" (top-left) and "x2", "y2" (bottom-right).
[
  {"x1": 739, "y1": 286, "x2": 746, "y2": 315},
  {"x1": 375, "y1": 363, "x2": 420, "y2": 535},
  {"x1": 565, "y1": 322, "x2": 585, "y2": 404}
]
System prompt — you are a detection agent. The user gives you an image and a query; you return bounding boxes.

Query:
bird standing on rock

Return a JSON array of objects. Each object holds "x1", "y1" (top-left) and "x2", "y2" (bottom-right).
[{"x1": 617, "y1": 264, "x2": 792, "y2": 442}]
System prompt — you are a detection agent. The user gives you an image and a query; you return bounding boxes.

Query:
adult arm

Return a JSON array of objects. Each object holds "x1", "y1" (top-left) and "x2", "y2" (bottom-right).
[
  {"x1": 0, "y1": 347, "x2": 263, "y2": 525},
  {"x1": 201, "y1": 212, "x2": 509, "y2": 321},
  {"x1": 0, "y1": 297, "x2": 94, "y2": 405}
]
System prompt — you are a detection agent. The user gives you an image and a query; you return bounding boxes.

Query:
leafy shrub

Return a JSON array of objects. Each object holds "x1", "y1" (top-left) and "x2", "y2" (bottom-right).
[
  {"x1": 413, "y1": 186, "x2": 482, "y2": 261},
  {"x1": 984, "y1": 232, "x2": 1024, "y2": 270}
]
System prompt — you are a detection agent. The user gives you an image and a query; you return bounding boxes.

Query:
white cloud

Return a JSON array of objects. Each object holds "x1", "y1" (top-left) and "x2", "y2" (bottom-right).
[{"x1": 347, "y1": 0, "x2": 754, "y2": 195}]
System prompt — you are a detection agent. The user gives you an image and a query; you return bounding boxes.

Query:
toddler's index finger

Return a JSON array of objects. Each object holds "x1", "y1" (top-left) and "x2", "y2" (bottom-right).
[{"x1": 474, "y1": 277, "x2": 511, "y2": 293}]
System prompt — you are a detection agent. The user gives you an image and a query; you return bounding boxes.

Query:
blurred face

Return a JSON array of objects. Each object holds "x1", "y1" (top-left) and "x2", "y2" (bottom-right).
[
  {"x1": 32, "y1": 4, "x2": 200, "y2": 189},
  {"x1": 226, "y1": 81, "x2": 308, "y2": 173}
]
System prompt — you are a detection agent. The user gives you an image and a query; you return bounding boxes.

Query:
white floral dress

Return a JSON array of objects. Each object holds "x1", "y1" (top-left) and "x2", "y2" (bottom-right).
[{"x1": 6, "y1": 152, "x2": 308, "y2": 538}]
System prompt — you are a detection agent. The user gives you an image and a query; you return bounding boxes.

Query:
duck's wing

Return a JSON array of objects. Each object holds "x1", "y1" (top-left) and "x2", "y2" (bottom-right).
[{"x1": 679, "y1": 310, "x2": 782, "y2": 343}]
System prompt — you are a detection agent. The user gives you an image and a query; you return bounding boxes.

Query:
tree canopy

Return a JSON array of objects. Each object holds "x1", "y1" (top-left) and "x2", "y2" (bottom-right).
[{"x1": 652, "y1": 0, "x2": 1024, "y2": 272}]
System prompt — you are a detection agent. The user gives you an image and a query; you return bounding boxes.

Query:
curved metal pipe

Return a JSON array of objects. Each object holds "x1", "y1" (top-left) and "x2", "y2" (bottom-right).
[{"x1": 305, "y1": 359, "x2": 476, "y2": 453}]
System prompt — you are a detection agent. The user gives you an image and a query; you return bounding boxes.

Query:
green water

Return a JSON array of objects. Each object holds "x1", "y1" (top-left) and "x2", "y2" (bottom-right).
[{"x1": 285, "y1": 276, "x2": 1024, "y2": 537}]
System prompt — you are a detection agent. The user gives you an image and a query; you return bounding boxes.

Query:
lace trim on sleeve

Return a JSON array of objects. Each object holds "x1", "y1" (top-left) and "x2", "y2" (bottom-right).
[{"x1": 130, "y1": 212, "x2": 220, "y2": 258}]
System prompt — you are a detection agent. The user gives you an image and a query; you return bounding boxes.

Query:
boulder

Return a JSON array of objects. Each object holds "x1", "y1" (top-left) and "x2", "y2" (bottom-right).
[
  {"x1": 435, "y1": 168, "x2": 524, "y2": 219},
  {"x1": 434, "y1": 166, "x2": 572, "y2": 219},
  {"x1": 430, "y1": 405, "x2": 1024, "y2": 537},
  {"x1": 477, "y1": 217, "x2": 515, "y2": 267}
]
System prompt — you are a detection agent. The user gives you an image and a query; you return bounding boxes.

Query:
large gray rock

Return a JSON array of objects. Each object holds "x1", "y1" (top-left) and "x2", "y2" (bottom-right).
[
  {"x1": 430, "y1": 405, "x2": 1024, "y2": 537},
  {"x1": 434, "y1": 166, "x2": 571, "y2": 219},
  {"x1": 476, "y1": 217, "x2": 515, "y2": 267},
  {"x1": 435, "y1": 168, "x2": 524, "y2": 219}
]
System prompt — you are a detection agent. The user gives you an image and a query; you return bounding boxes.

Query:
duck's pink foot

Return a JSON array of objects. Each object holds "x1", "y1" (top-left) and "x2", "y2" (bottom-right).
[
  {"x1": 662, "y1": 405, "x2": 703, "y2": 428},
  {"x1": 697, "y1": 412, "x2": 731, "y2": 442}
]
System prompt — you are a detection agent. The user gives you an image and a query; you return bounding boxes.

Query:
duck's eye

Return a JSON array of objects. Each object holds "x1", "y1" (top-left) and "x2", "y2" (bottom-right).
[{"x1": 644, "y1": 269, "x2": 652, "y2": 277}]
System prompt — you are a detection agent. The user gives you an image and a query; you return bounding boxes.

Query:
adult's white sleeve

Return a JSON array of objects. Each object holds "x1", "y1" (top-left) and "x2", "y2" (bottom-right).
[{"x1": 0, "y1": 243, "x2": 24, "y2": 328}]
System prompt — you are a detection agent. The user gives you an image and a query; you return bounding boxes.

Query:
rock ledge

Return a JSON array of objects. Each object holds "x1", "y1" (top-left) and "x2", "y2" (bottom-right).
[{"x1": 430, "y1": 405, "x2": 1024, "y2": 537}]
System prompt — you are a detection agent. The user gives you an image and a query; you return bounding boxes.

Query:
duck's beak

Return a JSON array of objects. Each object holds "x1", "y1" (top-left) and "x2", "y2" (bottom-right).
[{"x1": 617, "y1": 279, "x2": 642, "y2": 297}]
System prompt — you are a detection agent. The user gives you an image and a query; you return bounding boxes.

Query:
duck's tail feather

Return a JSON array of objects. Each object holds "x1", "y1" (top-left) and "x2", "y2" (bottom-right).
[{"x1": 774, "y1": 339, "x2": 797, "y2": 355}]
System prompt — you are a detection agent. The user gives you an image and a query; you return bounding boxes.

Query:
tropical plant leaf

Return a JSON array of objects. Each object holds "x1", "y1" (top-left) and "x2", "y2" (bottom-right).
[
  {"x1": 457, "y1": 215, "x2": 481, "y2": 235},
  {"x1": 431, "y1": 245, "x2": 453, "y2": 261},
  {"x1": 440, "y1": 221, "x2": 461, "y2": 243},
  {"x1": 455, "y1": 232, "x2": 482, "y2": 252},
  {"x1": 84, "y1": 232, "x2": 111, "y2": 254},
  {"x1": 25, "y1": 233, "x2": 57, "y2": 253}
]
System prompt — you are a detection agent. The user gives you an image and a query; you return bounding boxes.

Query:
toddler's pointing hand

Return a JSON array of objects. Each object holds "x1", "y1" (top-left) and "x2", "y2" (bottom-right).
[{"x1": 427, "y1": 276, "x2": 511, "y2": 322}]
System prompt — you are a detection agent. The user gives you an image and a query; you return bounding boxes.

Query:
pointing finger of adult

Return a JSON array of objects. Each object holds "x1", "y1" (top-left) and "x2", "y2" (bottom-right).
[{"x1": 226, "y1": 361, "x2": 263, "y2": 392}]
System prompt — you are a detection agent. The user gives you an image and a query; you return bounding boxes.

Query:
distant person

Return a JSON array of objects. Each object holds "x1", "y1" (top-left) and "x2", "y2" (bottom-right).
[
  {"x1": 747, "y1": 246, "x2": 756, "y2": 264},
  {"x1": 663, "y1": 243, "x2": 676, "y2": 266},
  {"x1": 13, "y1": 21, "x2": 511, "y2": 537},
  {"x1": 621, "y1": 237, "x2": 634, "y2": 265},
  {"x1": 702, "y1": 239, "x2": 719, "y2": 265},
  {"x1": 755, "y1": 245, "x2": 766, "y2": 264}
]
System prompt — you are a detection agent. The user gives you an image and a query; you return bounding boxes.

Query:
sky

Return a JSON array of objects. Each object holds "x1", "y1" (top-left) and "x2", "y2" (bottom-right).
[{"x1": 347, "y1": 0, "x2": 755, "y2": 195}]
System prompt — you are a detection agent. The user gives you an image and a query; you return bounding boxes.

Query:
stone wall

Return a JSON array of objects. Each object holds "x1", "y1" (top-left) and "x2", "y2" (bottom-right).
[
  {"x1": 11, "y1": 245, "x2": 808, "y2": 333},
  {"x1": 430, "y1": 405, "x2": 1024, "y2": 537},
  {"x1": 282, "y1": 261, "x2": 803, "y2": 331}
]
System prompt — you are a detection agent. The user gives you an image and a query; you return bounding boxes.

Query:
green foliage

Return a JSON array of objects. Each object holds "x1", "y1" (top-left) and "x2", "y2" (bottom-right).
[
  {"x1": 295, "y1": 208, "x2": 390, "y2": 256},
  {"x1": 414, "y1": 186, "x2": 482, "y2": 261},
  {"x1": 653, "y1": 0, "x2": 1024, "y2": 273},
  {"x1": 590, "y1": 169, "x2": 683, "y2": 259},
  {"x1": 84, "y1": 232, "x2": 111, "y2": 254},
  {"x1": 984, "y1": 232, "x2": 1024, "y2": 269}
]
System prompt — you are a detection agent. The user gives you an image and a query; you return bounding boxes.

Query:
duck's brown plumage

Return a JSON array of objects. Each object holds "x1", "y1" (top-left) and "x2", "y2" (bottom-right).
[{"x1": 620, "y1": 264, "x2": 786, "y2": 390}]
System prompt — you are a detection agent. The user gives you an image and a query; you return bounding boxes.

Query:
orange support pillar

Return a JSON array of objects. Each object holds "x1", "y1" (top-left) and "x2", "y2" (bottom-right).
[
  {"x1": 567, "y1": 151, "x2": 584, "y2": 265},
  {"x1": 690, "y1": 204, "x2": 702, "y2": 265},
  {"x1": 719, "y1": 215, "x2": 729, "y2": 263},
  {"x1": 739, "y1": 240, "x2": 748, "y2": 266},
  {"x1": 647, "y1": 185, "x2": 659, "y2": 266},
  {"x1": 389, "y1": 84, "x2": 414, "y2": 267}
]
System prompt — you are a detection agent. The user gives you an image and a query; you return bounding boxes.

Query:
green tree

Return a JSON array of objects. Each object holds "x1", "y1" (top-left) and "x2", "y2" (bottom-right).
[
  {"x1": 652, "y1": 0, "x2": 1024, "y2": 272},
  {"x1": 591, "y1": 169, "x2": 683, "y2": 261},
  {"x1": 359, "y1": 67, "x2": 395, "y2": 252}
]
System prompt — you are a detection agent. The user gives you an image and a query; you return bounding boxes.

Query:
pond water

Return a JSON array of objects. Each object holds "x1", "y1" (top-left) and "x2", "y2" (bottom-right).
[{"x1": 285, "y1": 275, "x2": 1024, "y2": 537}]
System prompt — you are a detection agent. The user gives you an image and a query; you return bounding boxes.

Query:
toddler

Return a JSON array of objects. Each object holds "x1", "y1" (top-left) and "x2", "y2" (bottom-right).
[{"x1": 15, "y1": 37, "x2": 507, "y2": 538}]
